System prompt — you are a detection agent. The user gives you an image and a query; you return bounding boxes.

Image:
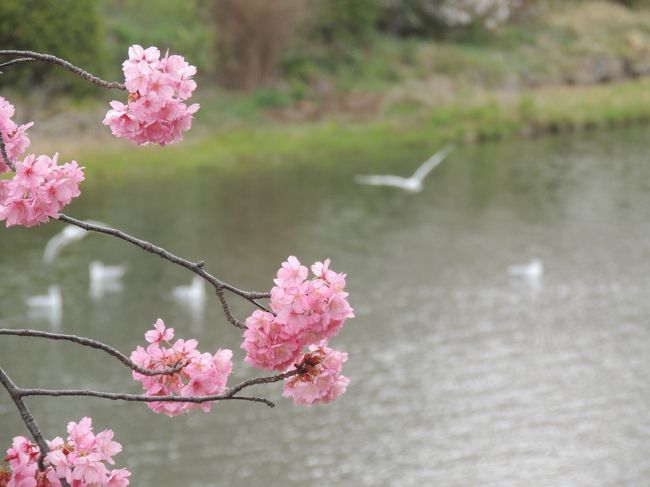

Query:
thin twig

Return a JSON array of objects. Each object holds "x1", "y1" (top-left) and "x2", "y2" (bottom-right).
[
  {"x1": 225, "y1": 368, "x2": 302, "y2": 397},
  {"x1": 0, "y1": 367, "x2": 50, "y2": 470},
  {"x1": 0, "y1": 57, "x2": 34, "y2": 72},
  {"x1": 0, "y1": 329, "x2": 185, "y2": 376},
  {"x1": 0, "y1": 135, "x2": 15, "y2": 172},
  {"x1": 0, "y1": 50, "x2": 125, "y2": 90},
  {"x1": 57, "y1": 214, "x2": 272, "y2": 322},
  {"x1": 215, "y1": 287, "x2": 246, "y2": 329},
  {"x1": 18, "y1": 388, "x2": 276, "y2": 408}
]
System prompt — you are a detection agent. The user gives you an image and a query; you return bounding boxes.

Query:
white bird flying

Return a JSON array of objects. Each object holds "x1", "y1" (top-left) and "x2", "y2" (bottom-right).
[
  {"x1": 43, "y1": 221, "x2": 108, "y2": 268},
  {"x1": 508, "y1": 259, "x2": 543, "y2": 280},
  {"x1": 43, "y1": 226, "x2": 87, "y2": 268},
  {"x1": 354, "y1": 144, "x2": 455, "y2": 193}
]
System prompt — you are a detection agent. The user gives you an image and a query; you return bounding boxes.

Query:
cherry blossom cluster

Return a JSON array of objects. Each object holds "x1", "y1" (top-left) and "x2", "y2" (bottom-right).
[
  {"x1": 241, "y1": 257, "x2": 353, "y2": 405},
  {"x1": 103, "y1": 45, "x2": 199, "y2": 146},
  {"x1": 0, "y1": 95, "x2": 84, "y2": 228},
  {"x1": 0, "y1": 96, "x2": 32, "y2": 173},
  {"x1": 0, "y1": 153, "x2": 85, "y2": 228},
  {"x1": 283, "y1": 341, "x2": 350, "y2": 406},
  {"x1": 130, "y1": 319, "x2": 233, "y2": 417},
  {"x1": 242, "y1": 257, "x2": 354, "y2": 371},
  {"x1": 0, "y1": 417, "x2": 130, "y2": 487}
]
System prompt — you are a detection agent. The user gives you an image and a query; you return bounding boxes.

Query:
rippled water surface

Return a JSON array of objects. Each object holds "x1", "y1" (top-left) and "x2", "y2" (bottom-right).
[{"x1": 2, "y1": 129, "x2": 650, "y2": 486}]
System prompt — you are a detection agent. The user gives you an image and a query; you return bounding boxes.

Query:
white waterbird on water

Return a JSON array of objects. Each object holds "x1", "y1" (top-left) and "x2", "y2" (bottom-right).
[
  {"x1": 26, "y1": 286, "x2": 62, "y2": 328},
  {"x1": 173, "y1": 276, "x2": 206, "y2": 304},
  {"x1": 508, "y1": 259, "x2": 543, "y2": 280},
  {"x1": 354, "y1": 144, "x2": 455, "y2": 193},
  {"x1": 43, "y1": 221, "x2": 108, "y2": 268},
  {"x1": 89, "y1": 261, "x2": 127, "y2": 282},
  {"x1": 26, "y1": 285, "x2": 62, "y2": 309},
  {"x1": 173, "y1": 276, "x2": 206, "y2": 327},
  {"x1": 89, "y1": 261, "x2": 127, "y2": 300}
]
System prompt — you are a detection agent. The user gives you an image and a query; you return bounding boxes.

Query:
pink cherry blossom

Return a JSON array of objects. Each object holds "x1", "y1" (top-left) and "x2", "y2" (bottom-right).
[
  {"x1": 71, "y1": 456, "x2": 109, "y2": 485},
  {"x1": 241, "y1": 310, "x2": 301, "y2": 371},
  {"x1": 276, "y1": 256, "x2": 308, "y2": 288},
  {"x1": 0, "y1": 153, "x2": 85, "y2": 228},
  {"x1": 93, "y1": 431, "x2": 122, "y2": 464},
  {"x1": 0, "y1": 96, "x2": 32, "y2": 173},
  {"x1": 2, "y1": 418, "x2": 129, "y2": 487},
  {"x1": 67, "y1": 417, "x2": 95, "y2": 451},
  {"x1": 144, "y1": 318, "x2": 174, "y2": 344},
  {"x1": 6, "y1": 462, "x2": 37, "y2": 487},
  {"x1": 106, "y1": 469, "x2": 131, "y2": 487},
  {"x1": 283, "y1": 341, "x2": 350, "y2": 406},
  {"x1": 131, "y1": 319, "x2": 233, "y2": 416},
  {"x1": 242, "y1": 257, "x2": 354, "y2": 371},
  {"x1": 104, "y1": 45, "x2": 199, "y2": 146}
]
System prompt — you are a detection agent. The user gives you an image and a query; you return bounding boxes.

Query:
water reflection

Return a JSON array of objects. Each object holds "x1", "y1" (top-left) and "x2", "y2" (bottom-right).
[
  {"x1": 25, "y1": 285, "x2": 62, "y2": 329},
  {"x1": 2, "y1": 128, "x2": 650, "y2": 486}
]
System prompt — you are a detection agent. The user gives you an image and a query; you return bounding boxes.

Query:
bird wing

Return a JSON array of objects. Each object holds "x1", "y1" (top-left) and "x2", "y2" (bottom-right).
[
  {"x1": 411, "y1": 143, "x2": 455, "y2": 183},
  {"x1": 354, "y1": 174, "x2": 411, "y2": 188},
  {"x1": 43, "y1": 233, "x2": 67, "y2": 267},
  {"x1": 43, "y1": 225, "x2": 88, "y2": 267}
]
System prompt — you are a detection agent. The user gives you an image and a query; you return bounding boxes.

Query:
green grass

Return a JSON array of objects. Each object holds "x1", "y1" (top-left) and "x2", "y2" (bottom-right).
[
  {"x1": 20, "y1": 1, "x2": 650, "y2": 178},
  {"x1": 54, "y1": 77, "x2": 650, "y2": 179}
]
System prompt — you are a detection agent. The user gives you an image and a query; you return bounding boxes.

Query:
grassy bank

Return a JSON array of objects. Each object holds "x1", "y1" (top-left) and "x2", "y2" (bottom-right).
[
  {"x1": 19, "y1": 1, "x2": 650, "y2": 175},
  {"x1": 40, "y1": 76, "x2": 650, "y2": 178}
]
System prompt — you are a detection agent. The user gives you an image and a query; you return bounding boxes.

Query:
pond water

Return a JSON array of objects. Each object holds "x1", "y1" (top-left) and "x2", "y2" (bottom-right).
[{"x1": 1, "y1": 128, "x2": 650, "y2": 486}]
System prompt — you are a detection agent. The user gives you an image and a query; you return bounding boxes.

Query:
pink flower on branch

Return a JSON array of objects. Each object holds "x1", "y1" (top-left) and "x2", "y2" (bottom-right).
[
  {"x1": 0, "y1": 153, "x2": 84, "y2": 228},
  {"x1": 0, "y1": 96, "x2": 33, "y2": 172},
  {"x1": 283, "y1": 341, "x2": 350, "y2": 406},
  {"x1": 241, "y1": 310, "x2": 301, "y2": 371},
  {"x1": 131, "y1": 319, "x2": 233, "y2": 417},
  {"x1": 144, "y1": 318, "x2": 174, "y2": 344},
  {"x1": 103, "y1": 45, "x2": 199, "y2": 146},
  {"x1": 242, "y1": 257, "x2": 354, "y2": 371},
  {"x1": 1, "y1": 418, "x2": 129, "y2": 487}
]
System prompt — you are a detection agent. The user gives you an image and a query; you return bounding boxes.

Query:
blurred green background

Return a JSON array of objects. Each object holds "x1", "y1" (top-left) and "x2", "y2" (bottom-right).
[{"x1": 3, "y1": 0, "x2": 650, "y2": 167}]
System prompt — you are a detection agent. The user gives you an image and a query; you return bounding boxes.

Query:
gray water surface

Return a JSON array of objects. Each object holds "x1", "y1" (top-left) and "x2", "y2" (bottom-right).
[{"x1": 1, "y1": 129, "x2": 650, "y2": 486}]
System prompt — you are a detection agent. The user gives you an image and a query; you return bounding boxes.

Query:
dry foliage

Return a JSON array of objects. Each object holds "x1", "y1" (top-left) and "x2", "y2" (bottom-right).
[{"x1": 213, "y1": 0, "x2": 310, "y2": 90}]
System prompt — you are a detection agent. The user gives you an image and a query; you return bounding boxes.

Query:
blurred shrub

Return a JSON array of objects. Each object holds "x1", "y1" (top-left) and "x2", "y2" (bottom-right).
[
  {"x1": 312, "y1": 0, "x2": 379, "y2": 44},
  {"x1": 212, "y1": 0, "x2": 309, "y2": 90},
  {"x1": 103, "y1": 0, "x2": 215, "y2": 79},
  {"x1": 0, "y1": 0, "x2": 106, "y2": 93},
  {"x1": 611, "y1": 0, "x2": 650, "y2": 6}
]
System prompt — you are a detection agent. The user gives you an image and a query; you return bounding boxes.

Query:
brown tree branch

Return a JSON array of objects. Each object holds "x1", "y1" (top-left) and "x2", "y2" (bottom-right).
[
  {"x1": 215, "y1": 286, "x2": 246, "y2": 329},
  {"x1": 0, "y1": 367, "x2": 50, "y2": 470},
  {"x1": 57, "y1": 214, "x2": 272, "y2": 325},
  {"x1": 0, "y1": 329, "x2": 185, "y2": 376},
  {"x1": 226, "y1": 368, "x2": 302, "y2": 397},
  {"x1": 17, "y1": 388, "x2": 276, "y2": 408},
  {"x1": 0, "y1": 50, "x2": 125, "y2": 90},
  {"x1": 0, "y1": 57, "x2": 34, "y2": 73}
]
